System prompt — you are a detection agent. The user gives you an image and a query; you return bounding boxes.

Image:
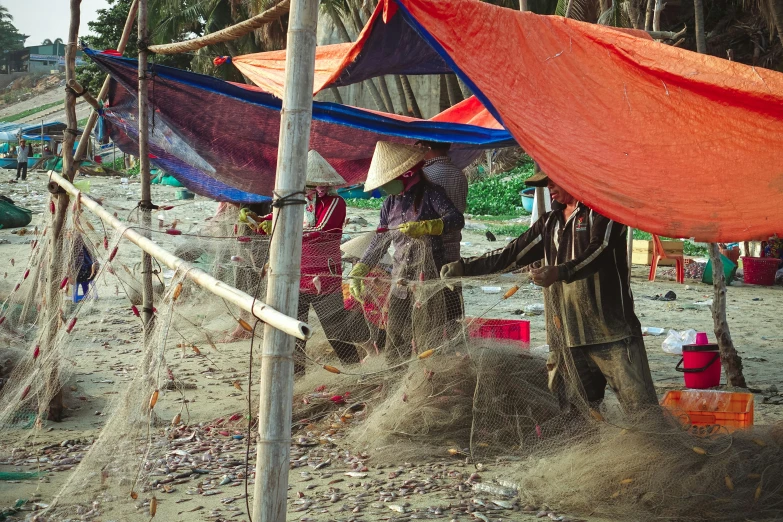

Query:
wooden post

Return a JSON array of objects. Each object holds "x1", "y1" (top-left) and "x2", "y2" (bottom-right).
[
  {"x1": 252, "y1": 0, "x2": 318, "y2": 519},
  {"x1": 694, "y1": 0, "x2": 707, "y2": 53},
  {"x1": 692, "y1": 20, "x2": 745, "y2": 387},
  {"x1": 74, "y1": 0, "x2": 138, "y2": 164},
  {"x1": 707, "y1": 243, "x2": 746, "y2": 386},
  {"x1": 44, "y1": 0, "x2": 82, "y2": 422},
  {"x1": 138, "y1": 0, "x2": 154, "y2": 333},
  {"x1": 627, "y1": 228, "x2": 634, "y2": 272}
]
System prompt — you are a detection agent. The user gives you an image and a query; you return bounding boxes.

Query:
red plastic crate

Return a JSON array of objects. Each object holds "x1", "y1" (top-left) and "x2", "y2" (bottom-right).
[
  {"x1": 465, "y1": 317, "x2": 530, "y2": 346},
  {"x1": 661, "y1": 390, "x2": 754, "y2": 434}
]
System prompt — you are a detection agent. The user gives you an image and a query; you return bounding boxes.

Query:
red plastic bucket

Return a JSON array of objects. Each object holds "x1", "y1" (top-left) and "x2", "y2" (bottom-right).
[{"x1": 676, "y1": 343, "x2": 721, "y2": 389}]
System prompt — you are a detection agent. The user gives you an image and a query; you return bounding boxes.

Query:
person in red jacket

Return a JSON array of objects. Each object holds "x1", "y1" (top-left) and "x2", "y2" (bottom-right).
[{"x1": 259, "y1": 151, "x2": 361, "y2": 374}]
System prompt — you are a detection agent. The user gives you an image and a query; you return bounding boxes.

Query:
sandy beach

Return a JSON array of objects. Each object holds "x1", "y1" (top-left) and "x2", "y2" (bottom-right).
[{"x1": 1, "y1": 170, "x2": 781, "y2": 521}]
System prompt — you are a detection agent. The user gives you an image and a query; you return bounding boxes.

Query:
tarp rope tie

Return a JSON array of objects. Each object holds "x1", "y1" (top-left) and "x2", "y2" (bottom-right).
[
  {"x1": 213, "y1": 56, "x2": 232, "y2": 67},
  {"x1": 271, "y1": 190, "x2": 306, "y2": 208}
]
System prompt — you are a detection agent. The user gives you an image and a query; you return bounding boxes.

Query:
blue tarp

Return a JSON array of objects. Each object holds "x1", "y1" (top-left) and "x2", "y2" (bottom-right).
[
  {"x1": 0, "y1": 121, "x2": 69, "y2": 142},
  {"x1": 85, "y1": 48, "x2": 515, "y2": 204}
]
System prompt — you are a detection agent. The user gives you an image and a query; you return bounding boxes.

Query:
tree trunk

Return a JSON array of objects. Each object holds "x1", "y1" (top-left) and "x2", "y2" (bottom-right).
[
  {"x1": 693, "y1": 13, "x2": 744, "y2": 388},
  {"x1": 693, "y1": 0, "x2": 707, "y2": 53},
  {"x1": 653, "y1": 0, "x2": 664, "y2": 32},
  {"x1": 326, "y1": 5, "x2": 351, "y2": 42},
  {"x1": 400, "y1": 75, "x2": 422, "y2": 118},
  {"x1": 708, "y1": 244, "x2": 747, "y2": 387},
  {"x1": 377, "y1": 75, "x2": 396, "y2": 113},
  {"x1": 328, "y1": 5, "x2": 388, "y2": 111},
  {"x1": 439, "y1": 74, "x2": 450, "y2": 112},
  {"x1": 457, "y1": 77, "x2": 472, "y2": 99},
  {"x1": 328, "y1": 87, "x2": 343, "y2": 104},
  {"x1": 768, "y1": 0, "x2": 783, "y2": 46},
  {"x1": 445, "y1": 74, "x2": 464, "y2": 106},
  {"x1": 393, "y1": 74, "x2": 411, "y2": 116},
  {"x1": 644, "y1": 0, "x2": 654, "y2": 30}
]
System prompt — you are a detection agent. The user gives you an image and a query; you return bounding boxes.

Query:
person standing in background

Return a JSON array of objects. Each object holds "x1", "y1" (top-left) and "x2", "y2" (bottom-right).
[
  {"x1": 416, "y1": 140, "x2": 468, "y2": 330},
  {"x1": 16, "y1": 139, "x2": 28, "y2": 181}
]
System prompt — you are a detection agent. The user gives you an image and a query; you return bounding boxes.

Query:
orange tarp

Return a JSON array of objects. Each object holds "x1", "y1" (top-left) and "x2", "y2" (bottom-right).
[
  {"x1": 388, "y1": 0, "x2": 783, "y2": 241},
  {"x1": 234, "y1": 42, "x2": 353, "y2": 98}
]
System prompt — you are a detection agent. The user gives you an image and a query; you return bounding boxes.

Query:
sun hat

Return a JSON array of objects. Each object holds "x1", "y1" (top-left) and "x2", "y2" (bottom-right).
[
  {"x1": 363, "y1": 141, "x2": 427, "y2": 192},
  {"x1": 524, "y1": 170, "x2": 550, "y2": 187},
  {"x1": 306, "y1": 150, "x2": 346, "y2": 187}
]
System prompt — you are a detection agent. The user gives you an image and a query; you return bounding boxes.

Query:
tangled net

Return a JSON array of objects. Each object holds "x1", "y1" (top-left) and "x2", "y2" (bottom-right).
[{"x1": 0, "y1": 188, "x2": 781, "y2": 522}]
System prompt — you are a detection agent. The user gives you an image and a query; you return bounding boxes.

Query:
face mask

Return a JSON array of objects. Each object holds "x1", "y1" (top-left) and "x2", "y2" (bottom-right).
[
  {"x1": 315, "y1": 186, "x2": 329, "y2": 197},
  {"x1": 381, "y1": 179, "x2": 404, "y2": 196}
]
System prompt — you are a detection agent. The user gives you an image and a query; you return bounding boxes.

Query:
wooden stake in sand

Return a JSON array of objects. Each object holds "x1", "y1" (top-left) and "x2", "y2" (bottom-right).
[
  {"x1": 692, "y1": 8, "x2": 746, "y2": 387},
  {"x1": 43, "y1": 0, "x2": 83, "y2": 422},
  {"x1": 252, "y1": 0, "x2": 319, "y2": 519},
  {"x1": 138, "y1": 0, "x2": 155, "y2": 334}
]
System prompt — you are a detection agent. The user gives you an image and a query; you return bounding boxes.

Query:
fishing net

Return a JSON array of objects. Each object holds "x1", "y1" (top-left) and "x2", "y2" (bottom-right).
[{"x1": 0, "y1": 188, "x2": 782, "y2": 522}]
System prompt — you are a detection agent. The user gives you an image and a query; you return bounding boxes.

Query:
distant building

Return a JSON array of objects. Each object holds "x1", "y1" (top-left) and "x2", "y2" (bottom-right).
[{"x1": 1, "y1": 44, "x2": 84, "y2": 74}]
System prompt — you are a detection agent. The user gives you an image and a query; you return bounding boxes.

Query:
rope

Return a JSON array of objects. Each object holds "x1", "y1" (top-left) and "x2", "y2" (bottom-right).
[{"x1": 147, "y1": 0, "x2": 291, "y2": 55}]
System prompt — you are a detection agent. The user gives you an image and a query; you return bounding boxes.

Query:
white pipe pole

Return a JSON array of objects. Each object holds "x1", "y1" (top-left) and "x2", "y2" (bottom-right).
[
  {"x1": 252, "y1": 0, "x2": 318, "y2": 519},
  {"x1": 47, "y1": 171, "x2": 311, "y2": 340}
]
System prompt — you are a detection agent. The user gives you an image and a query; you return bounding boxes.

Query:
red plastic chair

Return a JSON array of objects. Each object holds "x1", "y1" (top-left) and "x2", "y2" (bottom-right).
[{"x1": 649, "y1": 234, "x2": 684, "y2": 284}]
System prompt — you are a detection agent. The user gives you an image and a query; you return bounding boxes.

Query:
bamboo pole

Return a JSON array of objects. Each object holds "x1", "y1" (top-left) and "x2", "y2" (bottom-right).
[
  {"x1": 45, "y1": 0, "x2": 82, "y2": 422},
  {"x1": 147, "y1": 0, "x2": 291, "y2": 55},
  {"x1": 252, "y1": 0, "x2": 318, "y2": 518},
  {"x1": 48, "y1": 171, "x2": 311, "y2": 340},
  {"x1": 138, "y1": 0, "x2": 154, "y2": 333},
  {"x1": 74, "y1": 0, "x2": 138, "y2": 165}
]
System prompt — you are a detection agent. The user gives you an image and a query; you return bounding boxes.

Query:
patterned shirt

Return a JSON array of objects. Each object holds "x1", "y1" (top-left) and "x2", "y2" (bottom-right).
[
  {"x1": 461, "y1": 203, "x2": 639, "y2": 348},
  {"x1": 17, "y1": 146, "x2": 28, "y2": 163},
  {"x1": 423, "y1": 156, "x2": 467, "y2": 263},
  {"x1": 361, "y1": 181, "x2": 464, "y2": 299}
]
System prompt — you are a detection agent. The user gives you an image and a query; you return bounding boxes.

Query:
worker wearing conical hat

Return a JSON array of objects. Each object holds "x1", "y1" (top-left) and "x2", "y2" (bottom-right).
[
  {"x1": 348, "y1": 141, "x2": 464, "y2": 363},
  {"x1": 257, "y1": 150, "x2": 362, "y2": 374}
]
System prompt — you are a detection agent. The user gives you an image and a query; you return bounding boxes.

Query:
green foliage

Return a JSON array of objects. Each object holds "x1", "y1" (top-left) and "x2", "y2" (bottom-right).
[
  {"x1": 78, "y1": 0, "x2": 193, "y2": 94},
  {"x1": 0, "y1": 5, "x2": 27, "y2": 69},
  {"x1": 466, "y1": 161, "x2": 534, "y2": 216},
  {"x1": 345, "y1": 198, "x2": 385, "y2": 210},
  {"x1": 486, "y1": 223, "x2": 529, "y2": 238},
  {"x1": 0, "y1": 101, "x2": 61, "y2": 123}
]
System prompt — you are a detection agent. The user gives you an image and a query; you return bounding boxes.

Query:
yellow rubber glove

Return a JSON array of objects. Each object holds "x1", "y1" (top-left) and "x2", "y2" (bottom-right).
[
  {"x1": 398, "y1": 219, "x2": 444, "y2": 239},
  {"x1": 348, "y1": 262, "x2": 371, "y2": 303},
  {"x1": 258, "y1": 220, "x2": 272, "y2": 235}
]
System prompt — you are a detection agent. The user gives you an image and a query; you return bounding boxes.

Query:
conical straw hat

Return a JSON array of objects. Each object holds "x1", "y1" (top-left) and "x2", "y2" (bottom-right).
[
  {"x1": 340, "y1": 232, "x2": 393, "y2": 265},
  {"x1": 363, "y1": 141, "x2": 427, "y2": 192},
  {"x1": 306, "y1": 150, "x2": 346, "y2": 187}
]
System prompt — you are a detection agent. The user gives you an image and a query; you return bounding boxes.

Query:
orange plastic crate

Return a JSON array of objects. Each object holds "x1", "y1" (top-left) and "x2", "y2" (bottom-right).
[{"x1": 661, "y1": 390, "x2": 754, "y2": 434}]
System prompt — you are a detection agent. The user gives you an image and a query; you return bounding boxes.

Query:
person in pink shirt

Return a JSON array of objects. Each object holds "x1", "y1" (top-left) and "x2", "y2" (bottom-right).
[{"x1": 258, "y1": 151, "x2": 361, "y2": 374}]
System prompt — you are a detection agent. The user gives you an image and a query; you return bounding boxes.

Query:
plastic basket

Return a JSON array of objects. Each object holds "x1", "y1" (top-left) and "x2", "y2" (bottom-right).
[
  {"x1": 661, "y1": 390, "x2": 754, "y2": 434},
  {"x1": 741, "y1": 256, "x2": 779, "y2": 286},
  {"x1": 465, "y1": 317, "x2": 530, "y2": 346}
]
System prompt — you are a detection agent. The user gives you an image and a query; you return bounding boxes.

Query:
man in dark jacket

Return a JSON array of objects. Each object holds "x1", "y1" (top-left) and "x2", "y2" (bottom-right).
[{"x1": 441, "y1": 171, "x2": 657, "y2": 412}]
